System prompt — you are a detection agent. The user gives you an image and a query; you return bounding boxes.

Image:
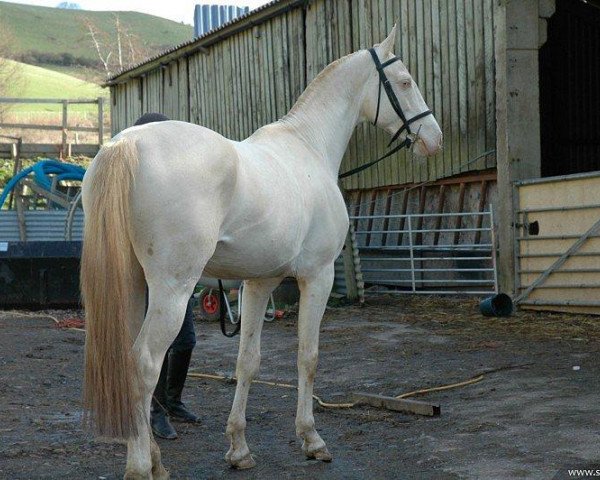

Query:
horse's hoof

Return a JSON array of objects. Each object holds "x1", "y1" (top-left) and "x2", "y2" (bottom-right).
[
  {"x1": 305, "y1": 445, "x2": 333, "y2": 462},
  {"x1": 152, "y1": 465, "x2": 170, "y2": 480},
  {"x1": 123, "y1": 471, "x2": 152, "y2": 480},
  {"x1": 226, "y1": 450, "x2": 256, "y2": 470}
]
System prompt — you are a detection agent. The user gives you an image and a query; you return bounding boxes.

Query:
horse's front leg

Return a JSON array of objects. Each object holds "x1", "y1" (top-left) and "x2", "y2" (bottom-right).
[
  {"x1": 296, "y1": 263, "x2": 334, "y2": 462},
  {"x1": 226, "y1": 277, "x2": 282, "y2": 469}
]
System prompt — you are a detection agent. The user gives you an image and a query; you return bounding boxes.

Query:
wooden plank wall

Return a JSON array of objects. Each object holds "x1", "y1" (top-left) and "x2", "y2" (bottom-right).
[{"x1": 110, "y1": 0, "x2": 496, "y2": 189}]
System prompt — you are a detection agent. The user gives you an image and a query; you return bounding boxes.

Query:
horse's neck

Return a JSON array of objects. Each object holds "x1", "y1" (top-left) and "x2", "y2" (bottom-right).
[{"x1": 277, "y1": 51, "x2": 372, "y2": 176}]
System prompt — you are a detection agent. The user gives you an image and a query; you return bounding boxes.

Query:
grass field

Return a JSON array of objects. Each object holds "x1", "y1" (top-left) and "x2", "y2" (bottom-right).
[
  {"x1": 0, "y1": 0, "x2": 193, "y2": 64},
  {"x1": 35, "y1": 64, "x2": 103, "y2": 82},
  {"x1": 0, "y1": 61, "x2": 109, "y2": 149},
  {"x1": 3, "y1": 60, "x2": 107, "y2": 113}
]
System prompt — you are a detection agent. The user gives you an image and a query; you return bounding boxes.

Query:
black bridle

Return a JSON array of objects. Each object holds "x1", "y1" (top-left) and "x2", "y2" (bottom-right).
[{"x1": 338, "y1": 48, "x2": 433, "y2": 179}]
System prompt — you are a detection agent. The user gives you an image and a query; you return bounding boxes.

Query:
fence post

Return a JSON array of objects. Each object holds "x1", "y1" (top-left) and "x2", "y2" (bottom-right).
[
  {"x1": 342, "y1": 226, "x2": 359, "y2": 301},
  {"x1": 97, "y1": 97, "x2": 104, "y2": 145},
  {"x1": 490, "y1": 206, "x2": 499, "y2": 294},
  {"x1": 7, "y1": 138, "x2": 22, "y2": 209},
  {"x1": 61, "y1": 100, "x2": 68, "y2": 157}
]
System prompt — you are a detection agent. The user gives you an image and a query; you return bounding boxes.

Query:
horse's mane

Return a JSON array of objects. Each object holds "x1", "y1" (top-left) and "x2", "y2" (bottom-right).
[{"x1": 283, "y1": 50, "x2": 359, "y2": 120}]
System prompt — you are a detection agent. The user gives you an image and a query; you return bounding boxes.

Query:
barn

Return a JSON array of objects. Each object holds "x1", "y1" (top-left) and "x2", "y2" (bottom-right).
[{"x1": 106, "y1": 0, "x2": 600, "y2": 314}]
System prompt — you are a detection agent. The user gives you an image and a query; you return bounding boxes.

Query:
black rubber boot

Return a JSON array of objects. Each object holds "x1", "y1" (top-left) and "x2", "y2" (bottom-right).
[
  {"x1": 166, "y1": 348, "x2": 199, "y2": 423},
  {"x1": 151, "y1": 354, "x2": 178, "y2": 439}
]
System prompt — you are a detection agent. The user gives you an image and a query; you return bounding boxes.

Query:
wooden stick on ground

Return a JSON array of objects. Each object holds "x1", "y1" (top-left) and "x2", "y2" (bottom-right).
[{"x1": 351, "y1": 393, "x2": 441, "y2": 417}]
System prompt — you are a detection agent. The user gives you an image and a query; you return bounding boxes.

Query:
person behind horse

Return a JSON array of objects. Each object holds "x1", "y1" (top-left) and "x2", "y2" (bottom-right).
[{"x1": 133, "y1": 112, "x2": 199, "y2": 439}]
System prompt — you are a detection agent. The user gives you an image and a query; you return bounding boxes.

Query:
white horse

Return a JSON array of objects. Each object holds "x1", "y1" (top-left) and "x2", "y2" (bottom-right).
[{"x1": 81, "y1": 25, "x2": 442, "y2": 479}]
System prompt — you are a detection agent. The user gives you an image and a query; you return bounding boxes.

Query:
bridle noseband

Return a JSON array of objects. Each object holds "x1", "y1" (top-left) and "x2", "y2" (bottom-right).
[{"x1": 338, "y1": 48, "x2": 433, "y2": 179}]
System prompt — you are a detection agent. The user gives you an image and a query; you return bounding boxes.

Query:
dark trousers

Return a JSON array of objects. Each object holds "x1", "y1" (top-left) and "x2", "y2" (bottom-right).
[
  {"x1": 170, "y1": 298, "x2": 197, "y2": 352},
  {"x1": 152, "y1": 296, "x2": 197, "y2": 416}
]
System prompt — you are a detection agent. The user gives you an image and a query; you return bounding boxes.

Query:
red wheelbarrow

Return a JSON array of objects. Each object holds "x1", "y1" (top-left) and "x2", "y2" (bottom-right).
[{"x1": 195, "y1": 277, "x2": 276, "y2": 327}]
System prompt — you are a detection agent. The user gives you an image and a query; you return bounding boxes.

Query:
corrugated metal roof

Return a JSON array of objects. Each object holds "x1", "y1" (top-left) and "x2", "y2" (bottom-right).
[
  {"x1": 107, "y1": 0, "x2": 293, "y2": 84},
  {"x1": 0, "y1": 211, "x2": 83, "y2": 242}
]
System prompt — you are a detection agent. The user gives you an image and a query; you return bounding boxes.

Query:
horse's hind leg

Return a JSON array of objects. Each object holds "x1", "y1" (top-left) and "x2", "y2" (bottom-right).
[
  {"x1": 295, "y1": 263, "x2": 335, "y2": 462},
  {"x1": 129, "y1": 266, "x2": 169, "y2": 478},
  {"x1": 124, "y1": 280, "x2": 196, "y2": 480},
  {"x1": 226, "y1": 277, "x2": 282, "y2": 469},
  {"x1": 150, "y1": 437, "x2": 169, "y2": 480}
]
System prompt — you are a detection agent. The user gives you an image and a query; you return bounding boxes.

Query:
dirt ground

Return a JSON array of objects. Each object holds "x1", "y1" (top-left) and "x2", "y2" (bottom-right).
[{"x1": 1, "y1": 296, "x2": 599, "y2": 480}]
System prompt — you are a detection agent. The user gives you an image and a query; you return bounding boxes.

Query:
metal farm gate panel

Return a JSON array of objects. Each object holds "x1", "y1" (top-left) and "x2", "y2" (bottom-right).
[
  {"x1": 514, "y1": 171, "x2": 600, "y2": 315},
  {"x1": 351, "y1": 209, "x2": 497, "y2": 295},
  {"x1": 336, "y1": 176, "x2": 499, "y2": 295}
]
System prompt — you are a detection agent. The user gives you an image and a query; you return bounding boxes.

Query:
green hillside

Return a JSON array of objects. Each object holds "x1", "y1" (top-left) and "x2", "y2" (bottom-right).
[
  {"x1": 0, "y1": 1, "x2": 193, "y2": 67},
  {"x1": 4, "y1": 60, "x2": 107, "y2": 112}
]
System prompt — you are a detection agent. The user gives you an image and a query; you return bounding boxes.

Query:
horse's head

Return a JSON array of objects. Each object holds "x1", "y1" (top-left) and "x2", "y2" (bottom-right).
[{"x1": 362, "y1": 25, "x2": 443, "y2": 157}]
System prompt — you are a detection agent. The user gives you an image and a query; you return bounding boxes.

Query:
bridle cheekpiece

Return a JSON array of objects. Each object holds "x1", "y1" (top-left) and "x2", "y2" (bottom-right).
[{"x1": 338, "y1": 48, "x2": 433, "y2": 179}]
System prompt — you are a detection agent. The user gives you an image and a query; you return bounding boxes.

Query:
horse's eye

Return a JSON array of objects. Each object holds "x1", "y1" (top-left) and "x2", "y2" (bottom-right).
[{"x1": 400, "y1": 79, "x2": 412, "y2": 89}]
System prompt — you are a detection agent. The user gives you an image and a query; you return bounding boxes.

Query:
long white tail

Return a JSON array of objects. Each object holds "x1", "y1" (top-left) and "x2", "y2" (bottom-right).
[{"x1": 80, "y1": 137, "x2": 142, "y2": 439}]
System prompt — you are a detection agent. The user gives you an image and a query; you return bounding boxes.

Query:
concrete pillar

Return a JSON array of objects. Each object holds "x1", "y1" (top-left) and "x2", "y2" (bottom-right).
[{"x1": 495, "y1": 0, "x2": 554, "y2": 294}]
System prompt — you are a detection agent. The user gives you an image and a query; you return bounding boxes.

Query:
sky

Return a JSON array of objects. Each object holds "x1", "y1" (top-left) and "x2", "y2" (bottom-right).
[{"x1": 6, "y1": 0, "x2": 271, "y2": 25}]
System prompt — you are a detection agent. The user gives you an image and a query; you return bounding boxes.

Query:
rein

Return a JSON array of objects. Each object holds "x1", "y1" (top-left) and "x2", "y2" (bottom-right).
[
  {"x1": 219, "y1": 279, "x2": 240, "y2": 337},
  {"x1": 338, "y1": 48, "x2": 433, "y2": 179}
]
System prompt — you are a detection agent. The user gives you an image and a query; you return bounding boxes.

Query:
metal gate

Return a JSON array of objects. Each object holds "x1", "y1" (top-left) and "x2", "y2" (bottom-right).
[
  {"x1": 513, "y1": 172, "x2": 600, "y2": 314},
  {"x1": 349, "y1": 209, "x2": 498, "y2": 295}
]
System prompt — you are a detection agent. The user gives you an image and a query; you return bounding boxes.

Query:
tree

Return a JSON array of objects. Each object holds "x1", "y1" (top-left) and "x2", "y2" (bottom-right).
[
  {"x1": 0, "y1": 22, "x2": 24, "y2": 117},
  {"x1": 81, "y1": 14, "x2": 153, "y2": 79}
]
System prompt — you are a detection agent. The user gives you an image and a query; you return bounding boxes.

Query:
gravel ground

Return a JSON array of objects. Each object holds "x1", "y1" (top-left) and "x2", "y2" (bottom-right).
[{"x1": 1, "y1": 296, "x2": 599, "y2": 479}]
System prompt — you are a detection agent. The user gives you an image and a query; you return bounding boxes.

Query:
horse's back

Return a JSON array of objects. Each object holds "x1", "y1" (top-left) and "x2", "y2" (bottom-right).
[{"x1": 123, "y1": 120, "x2": 237, "y2": 178}]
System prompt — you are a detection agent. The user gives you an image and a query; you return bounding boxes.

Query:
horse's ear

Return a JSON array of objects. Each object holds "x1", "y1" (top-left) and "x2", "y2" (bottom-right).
[{"x1": 376, "y1": 24, "x2": 397, "y2": 56}]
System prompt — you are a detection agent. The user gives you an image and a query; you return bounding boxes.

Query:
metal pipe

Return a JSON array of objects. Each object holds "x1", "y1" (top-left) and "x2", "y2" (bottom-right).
[
  {"x1": 64, "y1": 190, "x2": 83, "y2": 241},
  {"x1": 354, "y1": 227, "x2": 489, "y2": 234},
  {"x1": 361, "y1": 268, "x2": 495, "y2": 273},
  {"x1": 518, "y1": 234, "x2": 600, "y2": 241},
  {"x1": 358, "y1": 244, "x2": 493, "y2": 250},
  {"x1": 518, "y1": 252, "x2": 600, "y2": 258},
  {"x1": 367, "y1": 279, "x2": 496, "y2": 284},
  {"x1": 350, "y1": 211, "x2": 490, "y2": 220},
  {"x1": 514, "y1": 170, "x2": 600, "y2": 187},
  {"x1": 518, "y1": 203, "x2": 600, "y2": 213},
  {"x1": 519, "y1": 300, "x2": 600, "y2": 307},
  {"x1": 490, "y1": 205, "x2": 499, "y2": 294},
  {"x1": 518, "y1": 283, "x2": 600, "y2": 289},
  {"x1": 364, "y1": 290, "x2": 495, "y2": 295},
  {"x1": 360, "y1": 256, "x2": 494, "y2": 261},
  {"x1": 407, "y1": 216, "x2": 416, "y2": 292}
]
